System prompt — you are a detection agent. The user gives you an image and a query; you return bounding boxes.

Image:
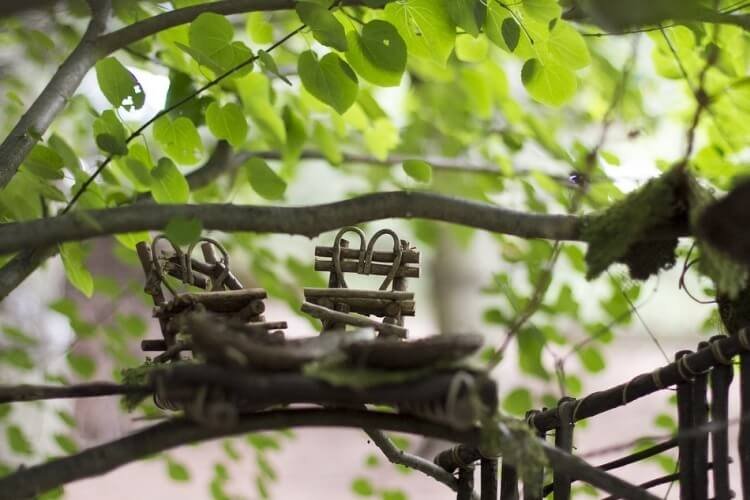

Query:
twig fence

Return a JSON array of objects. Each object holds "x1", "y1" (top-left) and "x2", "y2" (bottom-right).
[{"x1": 434, "y1": 332, "x2": 750, "y2": 499}]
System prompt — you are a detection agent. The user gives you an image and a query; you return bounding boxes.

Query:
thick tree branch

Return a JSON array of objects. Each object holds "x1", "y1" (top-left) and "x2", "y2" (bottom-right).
[
  {"x1": 0, "y1": 408, "x2": 657, "y2": 500},
  {"x1": 0, "y1": 0, "x2": 111, "y2": 189},
  {"x1": 97, "y1": 0, "x2": 365, "y2": 55},
  {"x1": 0, "y1": 192, "x2": 582, "y2": 254}
]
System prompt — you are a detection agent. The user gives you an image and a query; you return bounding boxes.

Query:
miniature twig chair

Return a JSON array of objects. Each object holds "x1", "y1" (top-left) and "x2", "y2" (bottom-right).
[
  {"x1": 136, "y1": 235, "x2": 287, "y2": 361},
  {"x1": 301, "y1": 227, "x2": 420, "y2": 338}
]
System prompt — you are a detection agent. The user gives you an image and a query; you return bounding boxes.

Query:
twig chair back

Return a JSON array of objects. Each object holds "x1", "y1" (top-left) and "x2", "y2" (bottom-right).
[{"x1": 301, "y1": 227, "x2": 420, "y2": 338}]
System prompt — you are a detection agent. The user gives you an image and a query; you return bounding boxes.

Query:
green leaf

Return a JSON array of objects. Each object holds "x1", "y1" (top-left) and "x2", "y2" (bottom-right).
[
  {"x1": 54, "y1": 434, "x2": 78, "y2": 454},
  {"x1": 246, "y1": 434, "x2": 280, "y2": 450},
  {"x1": 502, "y1": 18, "x2": 520, "y2": 52},
  {"x1": 296, "y1": 2, "x2": 348, "y2": 51},
  {"x1": 0, "y1": 349, "x2": 34, "y2": 370},
  {"x1": 298, "y1": 51, "x2": 358, "y2": 114},
  {"x1": 543, "y1": 21, "x2": 590, "y2": 70},
  {"x1": 95, "y1": 57, "x2": 145, "y2": 111},
  {"x1": 351, "y1": 477, "x2": 375, "y2": 496},
  {"x1": 345, "y1": 21, "x2": 406, "y2": 87},
  {"x1": 259, "y1": 50, "x2": 292, "y2": 85},
  {"x1": 165, "y1": 217, "x2": 203, "y2": 246},
  {"x1": 578, "y1": 346, "x2": 605, "y2": 373},
  {"x1": 381, "y1": 490, "x2": 407, "y2": 500},
  {"x1": 384, "y1": 0, "x2": 455, "y2": 66},
  {"x1": 522, "y1": 0, "x2": 561, "y2": 23},
  {"x1": 153, "y1": 116, "x2": 204, "y2": 165},
  {"x1": 60, "y1": 243, "x2": 94, "y2": 298},
  {"x1": 151, "y1": 158, "x2": 190, "y2": 204},
  {"x1": 93, "y1": 110, "x2": 129, "y2": 156},
  {"x1": 247, "y1": 12, "x2": 274, "y2": 43},
  {"x1": 245, "y1": 158, "x2": 286, "y2": 200},
  {"x1": 503, "y1": 387, "x2": 532, "y2": 415},
  {"x1": 188, "y1": 12, "x2": 253, "y2": 75},
  {"x1": 446, "y1": 0, "x2": 486, "y2": 37},
  {"x1": 521, "y1": 58, "x2": 577, "y2": 106},
  {"x1": 22, "y1": 145, "x2": 64, "y2": 180},
  {"x1": 96, "y1": 134, "x2": 129, "y2": 156},
  {"x1": 402, "y1": 159, "x2": 432, "y2": 183},
  {"x1": 6, "y1": 425, "x2": 33, "y2": 456},
  {"x1": 167, "y1": 459, "x2": 191, "y2": 482},
  {"x1": 114, "y1": 231, "x2": 151, "y2": 250},
  {"x1": 364, "y1": 118, "x2": 399, "y2": 161},
  {"x1": 67, "y1": 353, "x2": 97, "y2": 379},
  {"x1": 518, "y1": 327, "x2": 548, "y2": 380},
  {"x1": 237, "y1": 73, "x2": 287, "y2": 146},
  {"x1": 206, "y1": 102, "x2": 248, "y2": 148}
]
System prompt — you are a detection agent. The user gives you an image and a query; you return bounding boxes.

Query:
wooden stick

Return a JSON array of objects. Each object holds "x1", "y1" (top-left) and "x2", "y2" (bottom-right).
[
  {"x1": 305, "y1": 296, "x2": 415, "y2": 317},
  {"x1": 676, "y1": 350, "x2": 696, "y2": 500},
  {"x1": 201, "y1": 242, "x2": 243, "y2": 290},
  {"x1": 553, "y1": 398, "x2": 575, "y2": 500},
  {"x1": 481, "y1": 458, "x2": 498, "y2": 500},
  {"x1": 301, "y1": 301, "x2": 407, "y2": 338},
  {"x1": 709, "y1": 336, "x2": 734, "y2": 500},
  {"x1": 500, "y1": 461, "x2": 519, "y2": 500},
  {"x1": 315, "y1": 259, "x2": 419, "y2": 278},
  {"x1": 316, "y1": 246, "x2": 420, "y2": 264},
  {"x1": 303, "y1": 288, "x2": 414, "y2": 300}
]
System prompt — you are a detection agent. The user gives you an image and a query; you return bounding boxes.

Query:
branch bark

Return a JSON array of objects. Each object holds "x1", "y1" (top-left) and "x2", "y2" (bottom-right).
[
  {"x1": 97, "y1": 0, "x2": 366, "y2": 55},
  {"x1": 0, "y1": 407, "x2": 658, "y2": 500},
  {"x1": 0, "y1": 192, "x2": 582, "y2": 254},
  {"x1": 0, "y1": 0, "x2": 111, "y2": 189}
]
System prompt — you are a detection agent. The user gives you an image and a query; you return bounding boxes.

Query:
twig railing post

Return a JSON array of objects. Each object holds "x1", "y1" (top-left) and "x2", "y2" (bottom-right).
[
  {"x1": 738, "y1": 329, "x2": 750, "y2": 500},
  {"x1": 458, "y1": 465, "x2": 475, "y2": 500},
  {"x1": 523, "y1": 410, "x2": 545, "y2": 500},
  {"x1": 676, "y1": 350, "x2": 696, "y2": 500},
  {"x1": 481, "y1": 457, "x2": 499, "y2": 500},
  {"x1": 709, "y1": 335, "x2": 734, "y2": 500},
  {"x1": 553, "y1": 398, "x2": 576, "y2": 500},
  {"x1": 499, "y1": 460, "x2": 519, "y2": 500},
  {"x1": 691, "y1": 343, "x2": 709, "y2": 500}
]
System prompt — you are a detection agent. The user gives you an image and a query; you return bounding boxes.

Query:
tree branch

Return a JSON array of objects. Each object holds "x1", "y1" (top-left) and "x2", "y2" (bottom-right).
[
  {"x1": 240, "y1": 150, "x2": 570, "y2": 182},
  {"x1": 364, "y1": 428, "x2": 469, "y2": 496},
  {"x1": 97, "y1": 0, "x2": 366, "y2": 55},
  {"x1": 0, "y1": 192, "x2": 583, "y2": 255},
  {"x1": 0, "y1": 382, "x2": 148, "y2": 404},
  {"x1": 0, "y1": 0, "x2": 111, "y2": 189},
  {"x1": 0, "y1": 140, "x2": 238, "y2": 300},
  {"x1": 0, "y1": 407, "x2": 657, "y2": 500}
]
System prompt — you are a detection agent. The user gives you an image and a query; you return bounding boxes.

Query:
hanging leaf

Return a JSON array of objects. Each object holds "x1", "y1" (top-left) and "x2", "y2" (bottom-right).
[
  {"x1": 384, "y1": 0, "x2": 455, "y2": 66},
  {"x1": 206, "y1": 102, "x2": 248, "y2": 148},
  {"x1": 298, "y1": 51, "x2": 358, "y2": 114},
  {"x1": 296, "y1": 2, "x2": 348, "y2": 51},
  {"x1": 60, "y1": 242, "x2": 94, "y2": 298},
  {"x1": 521, "y1": 58, "x2": 577, "y2": 106},
  {"x1": 95, "y1": 57, "x2": 145, "y2": 111},
  {"x1": 403, "y1": 159, "x2": 433, "y2": 183},
  {"x1": 165, "y1": 217, "x2": 203, "y2": 246},
  {"x1": 345, "y1": 21, "x2": 406, "y2": 87},
  {"x1": 150, "y1": 158, "x2": 190, "y2": 204},
  {"x1": 245, "y1": 158, "x2": 287, "y2": 200},
  {"x1": 153, "y1": 115, "x2": 204, "y2": 165}
]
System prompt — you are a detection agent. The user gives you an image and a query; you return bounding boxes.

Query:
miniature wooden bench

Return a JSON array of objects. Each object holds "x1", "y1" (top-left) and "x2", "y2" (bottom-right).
[
  {"x1": 301, "y1": 227, "x2": 420, "y2": 338},
  {"x1": 136, "y1": 235, "x2": 286, "y2": 361}
]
